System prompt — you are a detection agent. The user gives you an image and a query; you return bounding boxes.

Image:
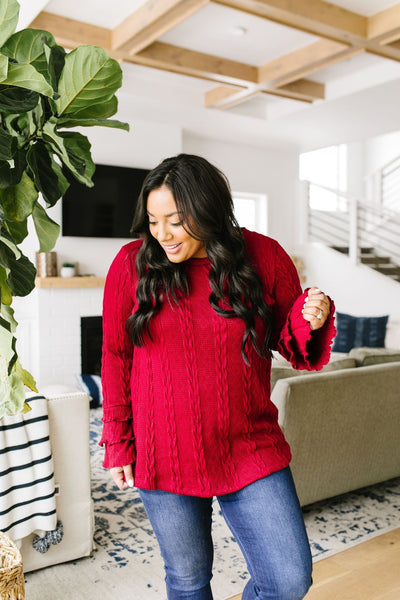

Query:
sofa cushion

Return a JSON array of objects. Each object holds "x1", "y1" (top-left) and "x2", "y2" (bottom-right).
[
  {"x1": 332, "y1": 312, "x2": 388, "y2": 353},
  {"x1": 270, "y1": 354, "x2": 357, "y2": 389},
  {"x1": 349, "y1": 347, "x2": 400, "y2": 367}
]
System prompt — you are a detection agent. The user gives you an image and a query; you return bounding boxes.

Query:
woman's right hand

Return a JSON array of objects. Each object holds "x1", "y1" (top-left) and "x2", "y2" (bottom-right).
[{"x1": 110, "y1": 464, "x2": 134, "y2": 490}]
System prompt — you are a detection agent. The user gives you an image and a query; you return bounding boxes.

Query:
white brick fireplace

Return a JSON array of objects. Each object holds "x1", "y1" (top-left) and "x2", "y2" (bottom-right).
[{"x1": 16, "y1": 279, "x2": 104, "y2": 390}]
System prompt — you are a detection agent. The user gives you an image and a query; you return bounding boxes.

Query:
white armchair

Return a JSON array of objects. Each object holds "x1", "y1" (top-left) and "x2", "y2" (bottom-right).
[{"x1": 19, "y1": 390, "x2": 94, "y2": 572}]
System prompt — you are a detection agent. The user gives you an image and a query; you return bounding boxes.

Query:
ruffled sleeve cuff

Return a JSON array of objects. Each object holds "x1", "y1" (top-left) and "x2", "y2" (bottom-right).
[
  {"x1": 99, "y1": 404, "x2": 136, "y2": 469},
  {"x1": 277, "y1": 289, "x2": 336, "y2": 371},
  {"x1": 102, "y1": 439, "x2": 136, "y2": 469}
]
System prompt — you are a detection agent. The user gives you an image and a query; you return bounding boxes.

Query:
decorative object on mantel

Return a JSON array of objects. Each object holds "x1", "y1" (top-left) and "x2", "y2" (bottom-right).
[
  {"x1": 35, "y1": 252, "x2": 57, "y2": 277},
  {"x1": 60, "y1": 263, "x2": 77, "y2": 278},
  {"x1": 0, "y1": 531, "x2": 25, "y2": 600},
  {"x1": 291, "y1": 255, "x2": 306, "y2": 284},
  {"x1": 0, "y1": 0, "x2": 128, "y2": 419}
]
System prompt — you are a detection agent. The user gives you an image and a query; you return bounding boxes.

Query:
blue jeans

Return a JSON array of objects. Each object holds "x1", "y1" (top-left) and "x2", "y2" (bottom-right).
[{"x1": 138, "y1": 467, "x2": 312, "y2": 600}]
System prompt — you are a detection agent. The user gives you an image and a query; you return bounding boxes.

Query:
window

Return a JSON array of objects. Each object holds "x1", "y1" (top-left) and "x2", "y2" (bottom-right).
[
  {"x1": 299, "y1": 145, "x2": 347, "y2": 211},
  {"x1": 232, "y1": 192, "x2": 268, "y2": 234}
]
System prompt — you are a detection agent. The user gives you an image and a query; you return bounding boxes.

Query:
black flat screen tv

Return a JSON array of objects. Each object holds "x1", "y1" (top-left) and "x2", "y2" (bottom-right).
[{"x1": 62, "y1": 163, "x2": 150, "y2": 238}]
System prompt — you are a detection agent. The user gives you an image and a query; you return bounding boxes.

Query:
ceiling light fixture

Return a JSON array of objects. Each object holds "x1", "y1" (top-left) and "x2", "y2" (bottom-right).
[{"x1": 231, "y1": 26, "x2": 248, "y2": 36}]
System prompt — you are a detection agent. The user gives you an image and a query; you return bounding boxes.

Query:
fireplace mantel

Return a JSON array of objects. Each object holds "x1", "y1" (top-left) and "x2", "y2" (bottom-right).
[{"x1": 35, "y1": 276, "x2": 105, "y2": 289}]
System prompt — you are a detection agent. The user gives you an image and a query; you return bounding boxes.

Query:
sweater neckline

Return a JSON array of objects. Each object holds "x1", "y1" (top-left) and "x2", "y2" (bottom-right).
[{"x1": 185, "y1": 256, "x2": 210, "y2": 267}]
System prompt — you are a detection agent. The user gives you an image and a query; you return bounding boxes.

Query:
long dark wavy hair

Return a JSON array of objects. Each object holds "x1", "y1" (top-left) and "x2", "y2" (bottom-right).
[{"x1": 126, "y1": 154, "x2": 274, "y2": 363}]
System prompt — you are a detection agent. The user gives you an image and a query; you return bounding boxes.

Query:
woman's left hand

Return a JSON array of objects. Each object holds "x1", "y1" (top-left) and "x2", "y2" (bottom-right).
[{"x1": 302, "y1": 287, "x2": 330, "y2": 331}]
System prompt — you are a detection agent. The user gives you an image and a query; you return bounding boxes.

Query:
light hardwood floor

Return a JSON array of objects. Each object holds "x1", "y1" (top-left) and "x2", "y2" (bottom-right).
[{"x1": 226, "y1": 528, "x2": 400, "y2": 600}]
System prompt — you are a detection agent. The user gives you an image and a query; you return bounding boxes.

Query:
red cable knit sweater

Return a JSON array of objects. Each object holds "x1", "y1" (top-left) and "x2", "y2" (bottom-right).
[{"x1": 100, "y1": 229, "x2": 336, "y2": 496}]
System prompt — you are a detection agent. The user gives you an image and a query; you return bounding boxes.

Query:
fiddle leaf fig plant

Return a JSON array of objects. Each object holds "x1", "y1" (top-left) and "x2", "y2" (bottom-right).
[{"x1": 0, "y1": 0, "x2": 129, "y2": 418}]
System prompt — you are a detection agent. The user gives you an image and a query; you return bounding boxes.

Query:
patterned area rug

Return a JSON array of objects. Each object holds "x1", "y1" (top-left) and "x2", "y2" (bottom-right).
[{"x1": 24, "y1": 408, "x2": 400, "y2": 600}]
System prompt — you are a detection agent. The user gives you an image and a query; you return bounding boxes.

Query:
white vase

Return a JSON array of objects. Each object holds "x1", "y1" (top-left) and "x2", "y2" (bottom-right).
[{"x1": 60, "y1": 266, "x2": 76, "y2": 278}]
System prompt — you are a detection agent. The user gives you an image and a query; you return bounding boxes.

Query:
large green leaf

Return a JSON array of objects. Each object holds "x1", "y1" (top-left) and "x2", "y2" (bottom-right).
[
  {"x1": 0, "y1": 84, "x2": 39, "y2": 112},
  {"x1": 0, "y1": 161, "x2": 12, "y2": 188},
  {"x1": 32, "y1": 202, "x2": 60, "y2": 252},
  {"x1": 3, "y1": 217, "x2": 28, "y2": 244},
  {"x1": 0, "y1": 234, "x2": 21, "y2": 258},
  {"x1": 0, "y1": 171, "x2": 38, "y2": 221},
  {"x1": 1, "y1": 29, "x2": 57, "y2": 82},
  {"x1": 55, "y1": 46, "x2": 122, "y2": 116},
  {"x1": 57, "y1": 117, "x2": 129, "y2": 131},
  {"x1": 0, "y1": 150, "x2": 27, "y2": 188},
  {"x1": 0, "y1": 53, "x2": 8, "y2": 82},
  {"x1": 0, "y1": 371, "x2": 27, "y2": 418},
  {"x1": 4, "y1": 61, "x2": 54, "y2": 97},
  {"x1": 0, "y1": 314, "x2": 11, "y2": 331},
  {"x1": 1, "y1": 303, "x2": 17, "y2": 332},
  {"x1": 15, "y1": 359, "x2": 38, "y2": 393},
  {"x1": 0, "y1": 126, "x2": 17, "y2": 159},
  {"x1": 0, "y1": 319, "x2": 14, "y2": 365},
  {"x1": 41, "y1": 121, "x2": 94, "y2": 186},
  {"x1": 6, "y1": 251, "x2": 36, "y2": 297},
  {"x1": 59, "y1": 131, "x2": 95, "y2": 180},
  {"x1": 0, "y1": 265, "x2": 12, "y2": 304},
  {"x1": 61, "y1": 95, "x2": 118, "y2": 120},
  {"x1": 14, "y1": 103, "x2": 44, "y2": 139},
  {"x1": 46, "y1": 43, "x2": 66, "y2": 91},
  {"x1": 0, "y1": 0, "x2": 19, "y2": 48},
  {"x1": 27, "y1": 141, "x2": 69, "y2": 206}
]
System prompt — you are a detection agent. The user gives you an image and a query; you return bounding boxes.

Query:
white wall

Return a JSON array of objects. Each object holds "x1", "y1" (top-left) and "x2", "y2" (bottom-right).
[
  {"x1": 346, "y1": 142, "x2": 365, "y2": 199},
  {"x1": 343, "y1": 130, "x2": 400, "y2": 204},
  {"x1": 364, "y1": 130, "x2": 400, "y2": 175},
  {"x1": 182, "y1": 133, "x2": 301, "y2": 249}
]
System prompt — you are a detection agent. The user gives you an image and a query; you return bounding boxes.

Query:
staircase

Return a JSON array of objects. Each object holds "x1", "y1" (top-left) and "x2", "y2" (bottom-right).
[
  {"x1": 305, "y1": 182, "x2": 400, "y2": 284},
  {"x1": 331, "y1": 246, "x2": 400, "y2": 282}
]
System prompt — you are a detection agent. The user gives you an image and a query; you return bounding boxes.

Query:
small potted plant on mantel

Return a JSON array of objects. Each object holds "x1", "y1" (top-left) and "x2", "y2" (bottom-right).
[
  {"x1": 0, "y1": 0, "x2": 129, "y2": 418},
  {"x1": 60, "y1": 262, "x2": 77, "y2": 278}
]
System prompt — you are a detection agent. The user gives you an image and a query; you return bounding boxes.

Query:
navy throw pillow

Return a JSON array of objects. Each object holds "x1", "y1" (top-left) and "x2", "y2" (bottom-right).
[
  {"x1": 76, "y1": 374, "x2": 102, "y2": 408},
  {"x1": 332, "y1": 312, "x2": 388, "y2": 353}
]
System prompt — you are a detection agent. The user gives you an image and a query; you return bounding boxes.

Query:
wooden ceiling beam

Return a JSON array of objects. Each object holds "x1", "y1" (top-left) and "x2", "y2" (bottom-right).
[
  {"x1": 205, "y1": 78, "x2": 324, "y2": 109},
  {"x1": 364, "y1": 42, "x2": 400, "y2": 63},
  {"x1": 212, "y1": 0, "x2": 367, "y2": 44},
  {"x1": 204, "y1": 84, "x2": 243, "y2": 108},
  {"x1": 205, "y1": 85, "x2": 260, "y2": 108},
  {"x1": 30, "y1": 1, "x2": 400, "y2": 117},
  {"x1": 258, "y1": 38, "x2": 359, "y2": 87},
  {"x1": 261, "y1": 89, "x2": 313, "y2": 104},
  {"x1": 204, "y1": 37, "x2": 355, "y2": 110},
  {"x1": 367, "y1": 3, "x2": 400, "y2": 45},
  {"x1": 208, "y1": 87, "x2": 262, "y2": 109},
  {"x1": 128, "y1": 41, "x2": 258, "y2": 86},
  {"x1": 271, "y1": 78, "x2": 325, "y2": 102},
  {"x1": 112, "y1": 0, "x2": 209, "y2": 55},
  {"x1": 29, "y1": 11, "x2": 112, "y2": 50}
]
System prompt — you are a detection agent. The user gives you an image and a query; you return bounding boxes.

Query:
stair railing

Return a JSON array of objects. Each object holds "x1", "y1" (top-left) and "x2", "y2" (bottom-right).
[
  {"x1": 304, "y1": 181, "x2": 400, "y2": 269},
  {"x1": 365, "y1": 154, "x2": 400, "y2": 212}
]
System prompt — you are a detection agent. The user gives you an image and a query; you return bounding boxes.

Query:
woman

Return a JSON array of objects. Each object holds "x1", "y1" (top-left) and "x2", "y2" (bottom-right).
[{"x1": 100, "y1": 154, "x2": 335, "y2": 600}]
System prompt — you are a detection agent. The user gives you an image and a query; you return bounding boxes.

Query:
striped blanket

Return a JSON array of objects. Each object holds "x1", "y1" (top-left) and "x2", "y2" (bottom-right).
[{"x1": 0, "y1": 394, "x2": 57, "y2": 542}]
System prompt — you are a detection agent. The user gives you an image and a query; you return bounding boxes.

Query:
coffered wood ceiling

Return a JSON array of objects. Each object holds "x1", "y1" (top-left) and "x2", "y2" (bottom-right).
[{"x1": 29, "y1": 0, "x2": 400, "y2": 113}]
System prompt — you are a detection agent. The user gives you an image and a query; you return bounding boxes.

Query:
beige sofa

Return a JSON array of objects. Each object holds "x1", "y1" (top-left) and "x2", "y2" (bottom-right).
[
  {"x1": 271, "y1": 348, "x2": 400, "y2": 506},
  {"x1": 20, "y1": 390, "x2": 94, "y2": 573}
]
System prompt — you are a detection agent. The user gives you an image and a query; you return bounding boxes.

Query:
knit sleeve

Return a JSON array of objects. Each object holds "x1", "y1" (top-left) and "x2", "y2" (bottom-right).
[
  {"x1": 271, "y1": 241, "x2": 336, "y2": 370},
  {"x1": 100, "y1": 243, "x2": 137, "y2": 469}
]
